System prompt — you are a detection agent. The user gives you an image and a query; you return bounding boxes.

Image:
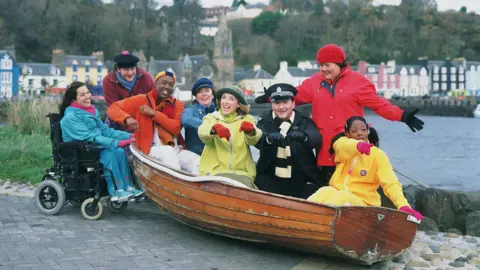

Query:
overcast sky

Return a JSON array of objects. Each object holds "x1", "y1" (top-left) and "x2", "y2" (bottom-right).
[{"x1": 149, "y1": 0, "x2": 480, "y2": 13}]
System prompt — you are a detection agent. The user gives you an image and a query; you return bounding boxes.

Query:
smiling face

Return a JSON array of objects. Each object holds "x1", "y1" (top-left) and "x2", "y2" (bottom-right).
[
  {"x1": 272, "y1": 99, "x2": 295, "y2": 120},
  {"x1": 220, "y1": 93, "x2": 239, "y2": 115},
  {"x1": 75, "y1": 86, "x2": 92, "y2": 107},
  {"x1": 320, "y1": 62, "x2": 341, "y2": 81},
  {"x1": 345, "y1": 120, "x2": 369, "y2": 142},
  {"x1": 155, "y1": 76, "x2": 175, "y2": 100},
  {"x1": 116, "y1": 67, "x2": 137, "y2": 81},
  {"x1": 195, "y1": 87, "x2": 214, "y2": 107}
]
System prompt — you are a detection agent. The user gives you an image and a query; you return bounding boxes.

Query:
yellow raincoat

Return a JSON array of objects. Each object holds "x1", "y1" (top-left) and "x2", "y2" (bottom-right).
[
  {"x1": 198, "y1": 111, "x2": 262, "y2": 182},
  {"x1": 308, "y1": 137, "x2": 410, "y2": 209}
]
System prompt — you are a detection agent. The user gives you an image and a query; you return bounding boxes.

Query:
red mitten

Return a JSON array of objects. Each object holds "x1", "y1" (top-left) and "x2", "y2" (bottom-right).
[
  {"x1": 239, "y1": 121, "x2": 255, "y2": 134},
  {"x1": 399, "y1": 206, "x2": 424, "y2": 220},
  {"x1": 357, "y1": 142, "x2": 374, "y2": 155},
  {"x1": 118, "y1": 138, "x2": 134, "y2": 147},
  {"x1": 212, "y1": 124, "x2": 231, "y2": 141}
]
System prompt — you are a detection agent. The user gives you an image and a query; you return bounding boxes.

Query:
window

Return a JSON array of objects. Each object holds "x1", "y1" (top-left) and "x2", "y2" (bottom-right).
[
  {"x1": 85, "y1": 65, "x2": 90, "y2": 73},
  {"x1": 433, "y1": 65, "x2": 439, "y2": 73},
  {"x1": 372, "y1": 75, "x2": 378, "y2": 81},
  {"x1": 451, "y1": 83, "x2": 456, "y2": 90},
  {"x1": 53, "y1": 79, "x2": 58, "y2": 86},
  {"x1": 73, "y1": 65, "x2": 78, "y2": 72},
  {"x1": 459, "y1": 75, "x2": 464, "y2": 81},
  {"x1": 441, "y1": 67, "x2": 447, "y2": 73},
  {"x1": 28, "y1": 79, "x2": 33, "y2": 87},
  {"x1": 451, "y1": 75, "x2": 456, "y2": 81},
  {"x1": 450, "y1": 67, "x2": 456, "y2": 73},
  {"x1": 459, "y1": 83, "x2": 464, "y2": 89},
  {"x1": 433, "y1": 83, "x2": 439, "y2": 91},
  {"x1": 390, "y1": 75, "x2": 395, "y2": 81},
  {"x1": 433, "y1": 74, "x2": 439, "y2": 81},
  {"x1": 97, "y1": 75, "x2": 102, "y2": 85},
  {"x1": 97, "y1": 66, "x2": 102, "y2": 73},
  {"x1": 441, "y1": 83, "x2": 447, "y2": 90},
  {"x1": 72, "y1": 75, "x2": 78, "y2": 81},
  {"x1": 441, "y1": 74, "x2": 447, "y2": 81}
]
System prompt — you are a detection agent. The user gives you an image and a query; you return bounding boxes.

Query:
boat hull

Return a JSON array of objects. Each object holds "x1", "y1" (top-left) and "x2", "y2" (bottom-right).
[{"x1": 131, "y1": 146, "x2": 418, "y2": 265}]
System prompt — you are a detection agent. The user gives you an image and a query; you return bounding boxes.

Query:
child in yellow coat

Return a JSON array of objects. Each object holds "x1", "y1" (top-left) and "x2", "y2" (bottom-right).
[{"x1": 308, "y1": 116, "x2": 424, "y2": 220}]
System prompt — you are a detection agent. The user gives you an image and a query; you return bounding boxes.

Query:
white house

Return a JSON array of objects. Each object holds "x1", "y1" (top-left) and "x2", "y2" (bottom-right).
[
  {"x1": 238, "y1": 64, "x2": 279, "y2": 97},
  {"x1": 398, "y1": 66, "x2": 429, "y2": 97},
  {"x1": 274, "y1": 61, "x2": 317, "y2": 86},
  {"x1": 18, "y1": 63, "x2": 66, "y2": 96},
  {"x1": 466, "y1": 62, "x2": 480, "y2": 93},
  {"x1": 226, "y1": 3, "x2": 265, "y2": 21}
]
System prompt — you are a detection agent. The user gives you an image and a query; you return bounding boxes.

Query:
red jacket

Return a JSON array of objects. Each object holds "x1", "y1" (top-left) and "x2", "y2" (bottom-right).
[
  {"x1": 102, "y1": 68, "x2": 155, "y2": 107},
  {"x1": 295, "y1": 65, "x2": 404, "y2": 167}
]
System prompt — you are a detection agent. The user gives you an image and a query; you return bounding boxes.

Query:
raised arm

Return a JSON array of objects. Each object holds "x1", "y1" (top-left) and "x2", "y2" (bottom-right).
[
  {"x1": 356, "y1": 79, "x2": 403, "y2": 121},
  {"x1": 375, "y1": 150, "x2": 410, "y2": 209},
  {"x1": 333, "y1": 137, "x2": 361, "y2": 163}
]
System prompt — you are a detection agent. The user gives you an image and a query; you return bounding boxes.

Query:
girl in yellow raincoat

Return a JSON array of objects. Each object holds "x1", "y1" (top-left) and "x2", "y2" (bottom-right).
[
  {"x1": 308, "y1": 116, "x2": 423, "y2": 220},
  {"x1": 198, "y1": 86, "x2": 262, "y2": 189}
]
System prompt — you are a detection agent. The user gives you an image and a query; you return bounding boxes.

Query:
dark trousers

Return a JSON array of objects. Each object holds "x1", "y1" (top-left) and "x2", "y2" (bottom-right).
[
  {"x1": 318, "y1": 166, "x2": 336, "y2": 187},
  {"x1": 254, "y1": 174, "x2": 319, "y2": 199}
]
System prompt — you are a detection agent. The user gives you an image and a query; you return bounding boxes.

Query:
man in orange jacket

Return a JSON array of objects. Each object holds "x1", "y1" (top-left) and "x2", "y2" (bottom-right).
[
  {"x1": 107, "y1": 71, "x2": 185, "y2": 156},
  {"x1": 295, "y1": 44, "x2": 424, "y2": 186}
]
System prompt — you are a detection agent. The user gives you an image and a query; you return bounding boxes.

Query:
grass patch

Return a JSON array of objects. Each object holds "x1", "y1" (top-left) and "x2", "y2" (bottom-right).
[
  {"x1": 0, "y1": 126, "x2": 52, "y2": 184},
  {"x1": 7, "y1": 98, "x2": 59, "y2": 135}
]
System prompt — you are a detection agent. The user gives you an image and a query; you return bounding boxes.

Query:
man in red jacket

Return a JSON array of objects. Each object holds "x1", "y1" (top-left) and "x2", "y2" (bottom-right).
[
  {"x1": 103, "y1": 51, "x2": 154, "y2": 108},
  {"x1": 295, "y1": 44, "x2": 424, "y2": 186}
]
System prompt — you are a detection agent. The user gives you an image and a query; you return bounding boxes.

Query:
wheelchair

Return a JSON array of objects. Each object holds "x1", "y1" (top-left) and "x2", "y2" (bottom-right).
[{"x1": 34, "y1": 113, "x2": 130, "y2": 220}]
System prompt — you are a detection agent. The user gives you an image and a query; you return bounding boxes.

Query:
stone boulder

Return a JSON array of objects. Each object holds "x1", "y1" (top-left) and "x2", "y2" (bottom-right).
[
  {"x1": 466, "y1": 211, "x2": 480, "y2": 237},
  {"x1": 418, "y1": 216, "x2": 438, "y2": 232}
]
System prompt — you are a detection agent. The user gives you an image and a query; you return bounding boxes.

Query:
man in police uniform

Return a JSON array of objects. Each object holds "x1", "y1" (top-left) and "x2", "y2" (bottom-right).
[{"x1": 254, "y1": 83, "x2": 323, "y2": 199}]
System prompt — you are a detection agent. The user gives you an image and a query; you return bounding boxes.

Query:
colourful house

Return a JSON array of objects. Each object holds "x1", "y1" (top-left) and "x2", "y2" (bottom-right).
[
  {"x1": 52, "y1": 50, "x2": 108, "y2": 86},
  {"x1": 0, "y1": 50, "x2": 20, "y2": 99}
]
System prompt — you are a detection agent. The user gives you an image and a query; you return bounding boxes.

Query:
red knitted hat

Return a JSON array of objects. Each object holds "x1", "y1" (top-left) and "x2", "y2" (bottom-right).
[{"x1": 316, "y1": 44, "x2": 346, "y2": 64}]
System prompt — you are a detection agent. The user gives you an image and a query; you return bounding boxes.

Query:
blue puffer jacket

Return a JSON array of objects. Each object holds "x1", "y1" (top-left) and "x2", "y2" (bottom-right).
[
  {"x1": 181, "y1": 101, "x2": 216, "y2": 155},
  {"x1": 60, "y1": 106, "x2": 131, "y2": 149}
]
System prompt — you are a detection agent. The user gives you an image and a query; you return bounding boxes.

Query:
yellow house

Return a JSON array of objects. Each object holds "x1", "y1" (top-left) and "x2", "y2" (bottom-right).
[{"x1": 64, "y1": 55, "x2": 108, "y2": 85}]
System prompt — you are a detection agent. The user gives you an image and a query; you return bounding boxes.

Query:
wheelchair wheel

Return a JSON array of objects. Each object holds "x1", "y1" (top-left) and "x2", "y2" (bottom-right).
[
  {"x1": 80, "y1": 198, "x2": 103, "y2": 220},
  {"x1": 35, "y1": 180, "x2": 66, "y2": 215},
  {"x1": 106, "y1": 197, "x2": 128, "y2": 213}
]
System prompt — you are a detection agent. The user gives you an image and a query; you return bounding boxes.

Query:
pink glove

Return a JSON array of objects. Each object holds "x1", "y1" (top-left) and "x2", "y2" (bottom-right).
[
  {"x1": 357, "y1": 142, "x2": 374, "y2": 155},
  {"x1": 118, "y1": 138, "x2": 134, "y2": 147},
  {"x1": 399, "y1": 206, "x2": 424, "y2": 220}
]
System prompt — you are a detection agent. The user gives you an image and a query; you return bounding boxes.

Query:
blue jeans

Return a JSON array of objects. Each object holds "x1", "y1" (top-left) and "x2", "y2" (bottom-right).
[{"x1": 100, "y1": 148, "x2": 133, "y2": 195}]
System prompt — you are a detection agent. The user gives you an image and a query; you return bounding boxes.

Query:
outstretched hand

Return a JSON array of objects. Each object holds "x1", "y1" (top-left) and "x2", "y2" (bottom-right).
[
  {"x1": 357, "y1": 142, "x2": 374, "y2": 155},
  {"x1": 401, "y1": 108, "x2": 424, "y2": 132},
  {"x1": 212, "y1": 124, "x2": 231, "y2": 141}
]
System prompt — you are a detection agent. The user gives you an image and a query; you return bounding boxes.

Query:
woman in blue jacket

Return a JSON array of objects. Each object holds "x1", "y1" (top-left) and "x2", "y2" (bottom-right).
[
  {"x1": 59, "y1": 81, "x2": 143, "y2": 202},
  {"x1": 181, "y1": 78, "x2": 216, "y2": 155}
]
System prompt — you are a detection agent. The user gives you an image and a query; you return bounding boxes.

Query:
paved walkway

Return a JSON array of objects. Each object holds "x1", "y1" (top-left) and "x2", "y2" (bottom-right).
[{"x1": 0, "y1": 195, "x2": 373, "y2": 270}]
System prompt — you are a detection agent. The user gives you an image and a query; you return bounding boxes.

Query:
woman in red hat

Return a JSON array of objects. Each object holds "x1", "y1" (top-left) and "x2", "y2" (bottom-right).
[{"x1": 295, "y1": 44, "x2": 424, "y2": 186}]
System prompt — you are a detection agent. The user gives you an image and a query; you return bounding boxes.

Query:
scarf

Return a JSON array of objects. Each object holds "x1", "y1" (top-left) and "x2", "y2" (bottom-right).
[
  {"x1": 71, "y1": 102, "x2": 95, "y2": 116},
  {"x1": 274, "y1": 111, "x2": 295, "y2": 178},
  {"x1": 220, "y1": 111, "x2": 238, "y2": 123},
  {"x1": 153, "y1": 98, "x2": 185, "y2": 148},
  {"x1": 115, "y1": 70, "x2": 137, "y2": 91}
]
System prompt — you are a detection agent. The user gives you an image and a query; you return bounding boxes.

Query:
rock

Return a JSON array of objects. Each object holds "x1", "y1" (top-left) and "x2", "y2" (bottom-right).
[
  {"x1": 420, "y1": 247, "x2": 433, "y2": 255},
  {"x1": 416, "y1": 188, "x2": 456, "y2": 231},
  {"x1": 421, "y1": 253, "x2": 442, "y2": 262},
  {"x1": 406, "y1": 257, "x2": 430, "y2": 268},
  {"x1": 446, "y1": 233, "x2": 459, "y2": 238},
  {"x1": 466, "y1": 211, "x2": 480, "y2": 237},
  {"x1": 472, "y1": 257, "x2": 480, "y2": 264},
  {"x1": 431, "y1": 236, "x2": 444, "y2": 242},
  {"x1": 467, "y1": 238, "x2": 479, "y2": 244},
  {"x1": 420, "y1": 217, "x2": 439, "y2": 232},
  {"x1": 403, "y1": 185, "x2": 426, "y2": 209},
  {"x1": 429, "y1": 245, "x2": 441, "y2": 254},
  {"x1": 444, "y1": 249, "x2": 462, "y2": 260},
  {"x1": 448, "y1": 261, "x2": 465, "y2": 268},
  {"x1": 403, "y1": 267, "x2": 415, "y2": 270},
  {"x1": 454, "y1": 257, "x2": 470, "y2": 263},
  {"x1": 447, "y1": 228, "x2": 463, "y2": 235},
  {"x1": 393, "y1": 251, "x2": 413, "y2": 263},
  {"x1": 467, "y1": 253, "x2": 478, "y2": 260},
  {"x1": 431, "y1": 257, "x2": 442, "y2": 266}
]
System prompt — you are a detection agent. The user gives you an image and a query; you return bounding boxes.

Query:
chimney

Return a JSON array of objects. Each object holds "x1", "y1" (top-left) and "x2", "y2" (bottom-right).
[
  {"x1": 253, "y1": 64, "x2": 261, "y2": 71},
  {"x1": 280, "y1": 61, "x2": 288, "y2": 71},
  {"x1": 52, "y1": 49, "x2": 65, "y2": 70},
  {"x1": 92, "y1": 51, "x2": 104, "y2": 62},
  {"x1": 387, "y1": 60, "x2": 396, "y2": 72}
]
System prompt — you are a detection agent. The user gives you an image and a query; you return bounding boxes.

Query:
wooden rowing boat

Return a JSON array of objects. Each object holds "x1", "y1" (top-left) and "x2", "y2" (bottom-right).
[{"x1": 130, "y1": 145, "x2": 419, "y2": 265}]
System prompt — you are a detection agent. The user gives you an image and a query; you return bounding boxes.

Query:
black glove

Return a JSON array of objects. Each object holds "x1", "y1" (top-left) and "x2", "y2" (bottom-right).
[
  {"x1": 401, "y1": 108, "x2": 424, "y2": 132},
  {"x1": 287, "y1": 130, "x2": 308, "y2": 143},
  {"x1": 266, "y1": 132, "x2": 285, "y2": 145}
]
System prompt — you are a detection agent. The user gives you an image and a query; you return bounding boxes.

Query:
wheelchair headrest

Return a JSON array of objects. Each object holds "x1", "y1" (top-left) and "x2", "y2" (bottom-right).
[{"x1": 47, "y1": 113, "x2": 63, "y2": 146}]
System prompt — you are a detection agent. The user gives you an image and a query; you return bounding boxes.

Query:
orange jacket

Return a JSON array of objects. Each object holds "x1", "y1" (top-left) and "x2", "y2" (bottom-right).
[{"x1": 107, "y1": 88, "x2": 184, "y2": 154}]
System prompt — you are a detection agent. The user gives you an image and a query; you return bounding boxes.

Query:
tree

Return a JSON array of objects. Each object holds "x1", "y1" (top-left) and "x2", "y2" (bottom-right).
[
  {"x1": 251, "y1": 11, "x2": 284, "y2": 36},
  {"x1": 460, "y1": 6, "x2": 467, "y2": 14}
]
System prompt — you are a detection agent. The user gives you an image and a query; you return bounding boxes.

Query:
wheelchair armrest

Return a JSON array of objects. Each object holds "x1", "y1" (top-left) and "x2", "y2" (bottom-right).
[{"x1": 59, "y1": 141, "x2": 104, "y2": 153}]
